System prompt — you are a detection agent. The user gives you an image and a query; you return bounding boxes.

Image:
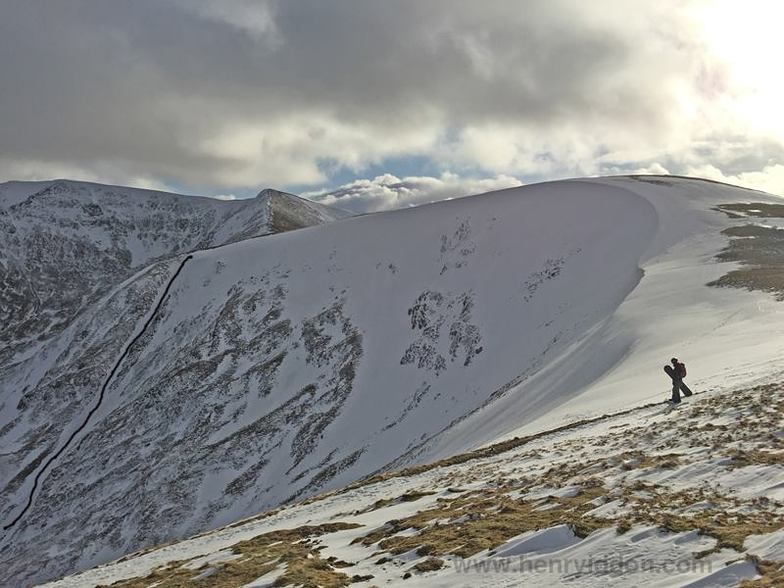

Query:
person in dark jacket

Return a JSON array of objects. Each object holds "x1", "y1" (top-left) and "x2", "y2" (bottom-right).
[{"x1": 666, "y1": 357, "x2": 692, "y2": 404}]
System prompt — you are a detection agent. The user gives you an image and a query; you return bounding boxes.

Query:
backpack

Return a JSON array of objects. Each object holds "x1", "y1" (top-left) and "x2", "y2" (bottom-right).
[{"x1": 677, "y1": 362, "x2": 687, "y2": 378}]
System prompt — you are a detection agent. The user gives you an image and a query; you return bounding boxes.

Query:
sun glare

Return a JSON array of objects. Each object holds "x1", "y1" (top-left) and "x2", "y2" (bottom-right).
[{"x1": 695, "y1": 0, "x2": 784, "y2": 138}]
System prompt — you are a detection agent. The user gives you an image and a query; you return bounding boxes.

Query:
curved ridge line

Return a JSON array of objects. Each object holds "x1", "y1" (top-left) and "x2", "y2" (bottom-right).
[{"x1": 2, "y1": 254, "x2": 194, "y2": 532}]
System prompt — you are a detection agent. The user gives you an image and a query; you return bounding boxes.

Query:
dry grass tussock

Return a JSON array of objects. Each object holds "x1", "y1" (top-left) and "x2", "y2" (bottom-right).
[{"x1": 99, "y1": 523, "x2": 360, "y2": 588}]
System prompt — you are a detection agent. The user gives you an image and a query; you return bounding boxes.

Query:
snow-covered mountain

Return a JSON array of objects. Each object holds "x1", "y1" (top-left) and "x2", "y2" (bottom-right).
[
  {"x1": 0, "y1": 180, "x2": 348, "y2": 363},
  {"x1": 2, "y1": 175, "x2": 784, "y2": 586}
]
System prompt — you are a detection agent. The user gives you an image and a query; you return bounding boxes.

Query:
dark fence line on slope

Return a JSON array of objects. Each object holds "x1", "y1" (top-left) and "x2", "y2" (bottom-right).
[
  {"x1": 2, "y1": 254, "x2": 194, "y2": 532},
  {"x1": 2, "y1": 218, "x2": 315, "y2": 534}
]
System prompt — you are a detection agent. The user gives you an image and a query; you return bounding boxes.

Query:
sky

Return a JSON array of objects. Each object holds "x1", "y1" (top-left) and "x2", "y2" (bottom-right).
[{"x1": 2, "y1": 0, "x2": 784, "y2": 212}]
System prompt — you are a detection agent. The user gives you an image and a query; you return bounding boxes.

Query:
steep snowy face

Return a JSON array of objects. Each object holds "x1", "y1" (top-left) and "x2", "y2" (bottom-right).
[
  {"x1": 2, "y1": 176, "x2": 781, "y2": 586},
  {"x1": 1, "y1": 180, "x2": 661, "y2": 584},
  {"x1": 258, "y1": 188, "x2": 352, "y2": 232},
  {"x1": 0, "y1": 180, "x2": 347, "y2": 363}
]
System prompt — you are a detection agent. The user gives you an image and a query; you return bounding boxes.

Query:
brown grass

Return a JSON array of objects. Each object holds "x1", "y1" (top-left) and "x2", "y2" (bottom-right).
[
  {"x1": 355, "y1": 482, "x2": 609, "y2": 559},
  {"x1": 355, "y1": 490, "x2": 437, "y2": 514},
  {"x1": 727, "y1": 450, "x2": 784, "y2": 469},
  {"x1": 715, "y1": 203, "x2": 784, "y2": 218},
  {"x1": 618, "y1": 451, "x2": 683, "y2": 470},
  {"x1": 411, "y1": 557, "x2": 445, "y2": 573},
  {"x1": 709, "y1": 220, "x2": 784, "y2": 298},
  {"x1": 615, "y1": 483, "x2": 783, "y2": 552},
  {"x1": 741, "y1": 556, "x2": 784, "y2": 587},
  {"x1": 100, "y1": 523, "x2": 360, "y2": 588}
]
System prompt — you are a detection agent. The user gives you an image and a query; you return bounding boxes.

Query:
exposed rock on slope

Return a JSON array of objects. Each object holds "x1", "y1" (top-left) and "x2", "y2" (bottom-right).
[
  {"x1": 0, "y1": 180, "x2": 348, "y2": 363},
  {"x1": 3, "y1": 176, "x2": 784, "y2": 586},
  {"x1": 0, "y1": 180, "x2": 349, "y2": 584}
]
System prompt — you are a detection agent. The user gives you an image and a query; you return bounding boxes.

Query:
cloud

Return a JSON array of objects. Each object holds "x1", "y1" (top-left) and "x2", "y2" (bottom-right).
[
  {"x1": 212, "y1": 193, "x2": 238, "y2": 201},
  {"x1": 304, "y1": 172, "x2": 522, "y2": 213},
  {"x1": 1, "y1": 1, "x2": 784, "y2": 197},
  {"x1": 682, "y1": 164, "x2": 784, "y2": 196},
  {"x1": 171, "y1": 0, "x2": 281, "y2": 44},
  {"x1": 0, "y1": 158, "x2": 173, "y2": 192}
]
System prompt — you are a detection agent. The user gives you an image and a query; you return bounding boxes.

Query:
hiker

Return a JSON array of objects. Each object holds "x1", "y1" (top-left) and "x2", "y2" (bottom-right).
[{"x1": 665, "y1": 357, "x2": 692, "y2": 404}]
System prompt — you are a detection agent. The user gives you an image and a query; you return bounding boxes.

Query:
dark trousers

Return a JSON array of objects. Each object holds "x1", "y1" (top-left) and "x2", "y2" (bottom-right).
[{"x1": 671, "y1": 378, "x2": 692, "y2": 402}]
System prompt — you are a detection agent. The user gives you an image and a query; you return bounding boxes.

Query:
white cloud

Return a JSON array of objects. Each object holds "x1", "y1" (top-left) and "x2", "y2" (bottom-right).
[
  {"x1": 169, "y1": 0, "x2": 281, "y2": 45},
  {"x1": 196, "y1": 113, "x2": 441, "y2": 187},
  {"x1": 305, "y1": 172, "x2": 522, "y2": 213},
  {"x1": 2, "y1": 1, "x2": 784, "y2": 196},
  {"x1": 0, "y1": 158, "x2": 173, "y2": 192},
  {"x1": 683, "y1": 164, "x2": 784, "y2": 197},
  {"x1": 630, "y1": 163, "x2": 671, "y2": 176}
]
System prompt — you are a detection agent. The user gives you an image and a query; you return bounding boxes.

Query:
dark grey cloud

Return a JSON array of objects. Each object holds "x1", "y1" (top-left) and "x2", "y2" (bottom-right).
[{"x1": 1, "y1": 0, "x2": 782, "y2": 199}]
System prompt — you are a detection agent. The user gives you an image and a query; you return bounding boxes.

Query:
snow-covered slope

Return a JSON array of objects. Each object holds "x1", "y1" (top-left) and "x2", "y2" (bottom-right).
[
  {"x1": 0, "y1": 180, "x2": 348, "y2": 364},
  {"x1": 2, "y1": 176, "x2": 783, "y2": 585},
  {"x1": 43, "y1": 378, "x2": 784, "y2": 587},
  {"x1": 417, "y1": 176, "x2": 784, "y2": 462}
]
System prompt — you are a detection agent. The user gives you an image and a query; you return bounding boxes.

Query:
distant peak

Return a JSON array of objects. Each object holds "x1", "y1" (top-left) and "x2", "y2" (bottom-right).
[{"x1": 256, "y1": 188, "x2": 300, "y2": 201}]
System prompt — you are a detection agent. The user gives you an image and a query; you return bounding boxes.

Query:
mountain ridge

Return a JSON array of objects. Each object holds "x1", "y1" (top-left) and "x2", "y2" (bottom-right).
[
  {"x1": 0, "y1": 179, "x2": 348, "y2": 363},
  {"x1": 2, "y1": 175, "x2": 784, "y2": 585}
]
